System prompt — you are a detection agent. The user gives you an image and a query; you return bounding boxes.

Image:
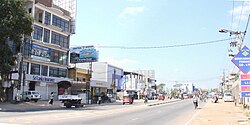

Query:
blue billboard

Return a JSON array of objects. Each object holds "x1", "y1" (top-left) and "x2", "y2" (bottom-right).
[
  {"x1": 70, "y1": 46, "x2": 99, "y2": 63},
  {"x1": 231, "y1": 46, "x2": 250, "y2": 74}
]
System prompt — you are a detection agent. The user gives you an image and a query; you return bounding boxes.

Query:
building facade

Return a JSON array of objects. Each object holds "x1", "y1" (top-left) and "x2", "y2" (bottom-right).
[
  {"x1": 76, "y1": 62, "x2": 123, "y2": 101},
  {"x1": 10, "y1": 0, "x2": 76, "y2": 100}
]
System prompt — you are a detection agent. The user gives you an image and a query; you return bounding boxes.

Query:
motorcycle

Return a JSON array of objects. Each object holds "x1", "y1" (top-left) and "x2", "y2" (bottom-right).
[{"x1": 193, "y1": 100, "x2": 198, "y2": 109}]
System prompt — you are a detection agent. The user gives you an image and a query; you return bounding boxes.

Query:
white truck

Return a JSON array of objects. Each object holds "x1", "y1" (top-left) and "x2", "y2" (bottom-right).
[{"x1": 58, "y1": 94, "x2": 85, "y2": 108}]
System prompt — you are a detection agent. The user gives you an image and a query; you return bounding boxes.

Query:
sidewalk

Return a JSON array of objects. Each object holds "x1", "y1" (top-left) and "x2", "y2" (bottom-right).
[{"x1": 187, "y1": 99, "x2": 250, "y2": 125}]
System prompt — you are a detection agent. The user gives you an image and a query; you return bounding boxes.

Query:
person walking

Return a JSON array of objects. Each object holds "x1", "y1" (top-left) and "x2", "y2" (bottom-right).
[{"x1": 49, "y1": 92, "x2": 54, "y2": 105}]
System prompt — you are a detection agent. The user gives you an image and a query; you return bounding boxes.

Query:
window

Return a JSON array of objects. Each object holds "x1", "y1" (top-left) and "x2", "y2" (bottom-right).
[
  {"x1": 52, "y1": 15, "x2": 69, "y2": 32},
  {"x1": 49, "y1": 67, "x2": 58, "y2": 77},
  {"x1": 44, "y1": 12, "x2": 51, "y2": 25},
  {"x1": 41, "y1": 65, "x2": 48, "y2": 76},
  {"x1": 49, "y1": 67, "x2": 66, "y2": 77},
  {"x1": 50, "y1": 49, "x2": 67, "y2": 64},
  {"x1": 24, "y1": 41, "x2": 31, "y2": 57},
  {"x1": 43, "y1": 28, "x2": 50, "y2": 43},
  {"x1": 33, "y1": 25, "x2": 43, "y2": 41},
  {"x1": 59, "y1": 68, "x2": 67, "y2": 77},
  {"x1": 31, "y1": 63, "x2": 40, "y2": 75},
  {"x1": 23, "y1": 62, "x2": 29, "y2": 74},
  {"x1": 51, "y1": 31, "x2": 69, "y2": 48}
]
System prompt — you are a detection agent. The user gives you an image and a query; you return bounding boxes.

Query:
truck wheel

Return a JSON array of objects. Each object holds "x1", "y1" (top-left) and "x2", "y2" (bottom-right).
[
  {"x1": 66, "y1": 105, "x2": 72, "y2": 108},
  {"x1": 34, "y1": 100, "x2": 38, "y2": 103},
  {"x1": 123, "y1": 102, "x2": 125, "y2": 105},
  {"x1": 26, "y1": 98, "x2": 30, "y2": 102}
]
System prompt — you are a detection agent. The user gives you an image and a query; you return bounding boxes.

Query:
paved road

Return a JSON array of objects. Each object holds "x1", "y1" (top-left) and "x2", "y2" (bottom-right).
[{"x1": 0, "y1": 99, "x2": 206, "y2": 125}]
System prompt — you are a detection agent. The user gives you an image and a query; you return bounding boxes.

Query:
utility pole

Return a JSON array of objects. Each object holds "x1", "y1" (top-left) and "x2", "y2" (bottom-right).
[
  {"x1": 87, "y1": 62, "x2": 92, "y2": 104},
  {"x1": 18, "y1": 34, "x2": 24, "y2": 100},
  {"x1": 113, "y1": 69, "x2": 116, "y2": 100}
]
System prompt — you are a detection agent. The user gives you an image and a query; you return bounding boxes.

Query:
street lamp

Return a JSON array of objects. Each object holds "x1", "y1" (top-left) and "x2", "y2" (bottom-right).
[{"x1": 219, "y1": 28, "x2": 245, "y2": 55}]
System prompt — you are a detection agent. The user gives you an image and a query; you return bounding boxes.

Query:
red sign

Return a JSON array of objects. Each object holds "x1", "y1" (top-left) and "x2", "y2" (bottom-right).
[
  {"x1": 241, "y1": 86, "x2": 250, "y2": 91},
  {"x1": 241, "y1": 74, "x2": 250, "y2": 80}
]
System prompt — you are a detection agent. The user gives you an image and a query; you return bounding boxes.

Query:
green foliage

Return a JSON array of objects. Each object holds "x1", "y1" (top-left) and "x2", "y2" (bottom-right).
[
  {"x1": 0, "y1": 0, "x2": 33, "y2": 43},
  {"x1": 157, "y1": 83, "x2": 166, "y2": 94},
  {"x1": 0, "y1": 0, "x2": 33, "y2": 102}
]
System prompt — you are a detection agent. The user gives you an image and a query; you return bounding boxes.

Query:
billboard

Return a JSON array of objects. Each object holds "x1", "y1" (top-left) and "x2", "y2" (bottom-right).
[
  {"x1": 70, "y1": 46, "x2": 99, "y2": 63},
  {"x1": 31, "y1": 44, "x2": 50, "y2": 62}
]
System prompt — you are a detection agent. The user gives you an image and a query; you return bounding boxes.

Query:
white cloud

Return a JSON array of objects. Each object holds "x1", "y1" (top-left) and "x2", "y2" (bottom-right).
[
  {"x1": 119, "y1": 6, "x2": 145, "y2": 18},
  {"x1": 229, "y1": 2, "x2": 250, "y2": 30},
  {"x1": 100, "y1": 57, "x2": 138, "y2": 69}
]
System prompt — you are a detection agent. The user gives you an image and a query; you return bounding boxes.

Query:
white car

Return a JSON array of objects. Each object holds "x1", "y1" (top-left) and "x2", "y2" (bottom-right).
[
  {"x1": 23, "y1": 91, "x2": 41, "y2": 102},
  {"x1": 223, "y1": 93, "x2": 234, "y2": 102}
]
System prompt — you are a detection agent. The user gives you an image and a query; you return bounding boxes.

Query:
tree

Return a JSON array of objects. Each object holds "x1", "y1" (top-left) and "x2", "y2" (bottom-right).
[
  {"x1": 157, "y1": 83, "x2": 166, "y2": 94},
  {"x1": 0, "y1": 0, "x2": 33, "y2": 102}
]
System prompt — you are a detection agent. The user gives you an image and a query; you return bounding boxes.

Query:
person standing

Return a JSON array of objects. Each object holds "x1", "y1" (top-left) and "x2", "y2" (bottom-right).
[{"x1": 49, "y1": 92, "x2": 54, "y2": 105}]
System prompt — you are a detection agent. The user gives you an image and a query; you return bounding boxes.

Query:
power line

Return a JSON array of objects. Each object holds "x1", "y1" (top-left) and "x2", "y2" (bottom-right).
[
  {"x1": 97, "y1": 38, "x2": 234, "y2": 49},
  {"x1": 230, "y1": 0, "x2": 235, "y2": 30},
  {"x1": 237, "y1": 1, "x2": 244, "y2": 30}
]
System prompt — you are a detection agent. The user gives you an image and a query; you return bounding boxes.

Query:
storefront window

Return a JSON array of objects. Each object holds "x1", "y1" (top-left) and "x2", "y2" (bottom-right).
[
  {"x1": 31, "y1": 63, "x2": 40, "y2": 75},
  {"x1": 41, "y1": 65, "x2": 48, "y2": 76},
  {"x1": 49, "y1": 67, "x2": 66, "y2": 77}
]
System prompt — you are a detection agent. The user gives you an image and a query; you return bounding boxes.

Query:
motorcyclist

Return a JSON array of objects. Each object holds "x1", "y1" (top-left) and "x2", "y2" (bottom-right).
[{"x1": 193, "y1": 95, "x2": 199, "y2": 109}]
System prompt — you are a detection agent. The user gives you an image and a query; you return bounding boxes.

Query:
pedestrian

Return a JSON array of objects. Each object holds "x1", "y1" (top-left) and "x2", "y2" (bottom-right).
[
  {"x1": 98, "y1": 96, "x2": 101, "y2": 104},
  {"x1": 49, "y1": 92, "x2": 54, "y2": 105}
]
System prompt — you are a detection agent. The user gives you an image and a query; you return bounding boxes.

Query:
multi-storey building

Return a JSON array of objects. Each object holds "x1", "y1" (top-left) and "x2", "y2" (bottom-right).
[
  {"x1": 134, "y1": 70, "x2": 156, "y2": 98},
  {"x1": 11, "y1": 0, "x2": 76, "y2": 100}
]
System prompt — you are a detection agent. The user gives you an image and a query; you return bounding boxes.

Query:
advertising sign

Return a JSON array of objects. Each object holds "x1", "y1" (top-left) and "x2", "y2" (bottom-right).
[
  {"x1": 240, "y1": 74, "x2": 250, "y2": 97},
  {"x1": 70, "y1": 46, "x2": 98, "y2": 63},
  {"x1": 31, "y1": 44, "x2": 50, "y2": 62},
  {"x1": 231, "y1": 46, "x2": 250, "y2": 74}
]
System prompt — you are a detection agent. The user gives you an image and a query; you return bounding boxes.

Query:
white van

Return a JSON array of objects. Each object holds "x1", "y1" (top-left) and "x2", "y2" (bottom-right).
[{"x1": 223, "y1": 93, "x2": 234, "y2": 102}]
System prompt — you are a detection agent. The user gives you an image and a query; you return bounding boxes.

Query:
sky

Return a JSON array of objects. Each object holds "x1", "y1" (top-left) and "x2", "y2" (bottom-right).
[{"x1": 70, "y1": 0, "x2": 250, "y2": 89}]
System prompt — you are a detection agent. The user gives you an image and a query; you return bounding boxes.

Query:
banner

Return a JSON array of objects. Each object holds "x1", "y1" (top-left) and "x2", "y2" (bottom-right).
[
  {"x1": 70, "y1": 46, "x2": 99, "y2": 63},
  {"x1": 31, "y1": 44, "x2": 50, "y2": 62}
]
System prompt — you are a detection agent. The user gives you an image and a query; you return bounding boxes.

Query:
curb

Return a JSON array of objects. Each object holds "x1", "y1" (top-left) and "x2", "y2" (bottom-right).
[{"x1": 147, "y1": 99, "x2": 181, "y2": 106}]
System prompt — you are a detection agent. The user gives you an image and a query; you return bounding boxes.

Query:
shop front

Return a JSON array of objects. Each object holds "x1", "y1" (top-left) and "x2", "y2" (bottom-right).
[
  {"x1": 12, "y1": 73, "x2": 72, "y2": 100},
  {"x1": 90, "y1": 80, "x2": 109, "y2": 103}
]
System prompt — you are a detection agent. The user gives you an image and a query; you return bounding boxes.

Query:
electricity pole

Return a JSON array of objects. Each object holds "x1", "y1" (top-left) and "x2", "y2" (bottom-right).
[{"x1": 18, "y1": 34, "x2": 25, "y2": 100}]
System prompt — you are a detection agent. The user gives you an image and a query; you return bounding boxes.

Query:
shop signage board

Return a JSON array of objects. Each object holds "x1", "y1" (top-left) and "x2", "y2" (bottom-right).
[
  {"x1": 70, "y1": 46, "x2": 99, "y2": 63},
  {"x1": 240, "y1": 74, "x2": 250, "y2": 97},
  {"x1": 231, "y1": 46, "x2": 250, "y2": 74}
]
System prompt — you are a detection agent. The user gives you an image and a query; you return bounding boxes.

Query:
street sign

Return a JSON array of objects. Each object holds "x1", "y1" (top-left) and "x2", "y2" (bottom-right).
[
  {"x1": 241, "y1": 80, "x2": 250, "y2": 85},
  {"x1": 241, "y1": 92, "x2": 250, "y2": 97},
  {"x1": 240, "y1": 74, "x2": 250, "y2": 97},
  {"x1": 231, "y1": 45, "x2": 250, "y2": 74}
]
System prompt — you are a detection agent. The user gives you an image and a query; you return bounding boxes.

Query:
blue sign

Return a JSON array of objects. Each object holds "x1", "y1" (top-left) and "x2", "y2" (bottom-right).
[
  {"x1": 241, "y1": 92, "x2": 250, "y2": 97},
  {"x1": 70, "y1": 46, "x2": 99, "y2": 63},
  {"x1": 241, "y1": 80, "x2": 250, "y2": 85},
  {"x1": 231, "y1": 46, "x2": 250, "y2": 74}
]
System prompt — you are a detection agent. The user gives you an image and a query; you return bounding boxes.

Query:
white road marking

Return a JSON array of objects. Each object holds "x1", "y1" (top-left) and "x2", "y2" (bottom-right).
[
  {"x1": 132, "y1": 118, "x2": 139, "y2": 121},
  {"x1": 184, "y1": 102, "x2": 208, "y2": 125},
  {"x1": 184, "y1": 110, "x2": 201, "y2": 125}
]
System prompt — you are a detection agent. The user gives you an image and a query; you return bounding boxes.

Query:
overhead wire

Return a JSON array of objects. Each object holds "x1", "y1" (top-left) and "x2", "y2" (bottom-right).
[{"x1": 97, "y1": 38, "x2": 234, "y2": 49}]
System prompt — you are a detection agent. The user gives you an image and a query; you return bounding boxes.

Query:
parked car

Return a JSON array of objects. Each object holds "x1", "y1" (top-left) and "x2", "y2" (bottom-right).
[
  {"x1": 223, "y1": 93, "x2": 234, "y2": 102},
  {"x1": 22, "y1": 91, "x2": 41, "y2": 102},
  {"x1": 217, "y1": 93, "x2": 223, "y2": 99}
]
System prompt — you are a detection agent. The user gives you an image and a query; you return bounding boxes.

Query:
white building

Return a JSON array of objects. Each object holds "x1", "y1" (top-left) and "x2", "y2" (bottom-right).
[
  {"x1": 10, "y1": 0, "x2": 76, "y2": 100},
  {"x1": 76, "y1": 62, "x2": 123, "y2": 98},
  {"x1": 134, "y1": 70, "x2": 156, "y2": 98}
]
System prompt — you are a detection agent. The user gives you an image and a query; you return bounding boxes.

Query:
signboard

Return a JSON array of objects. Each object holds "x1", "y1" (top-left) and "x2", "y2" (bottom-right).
[
  {"x1": 31, "y1": 44, "x2": 50, "y2": 62},
  {"x1": 70, "y1": 46, "x2": 99, "y2": 63},
  {"x1": 240, "y1": 74, "x2": 250, "y2": 97},
  {"x1": 231, "y1": 46, "x2": 250, "y2": 74}
]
